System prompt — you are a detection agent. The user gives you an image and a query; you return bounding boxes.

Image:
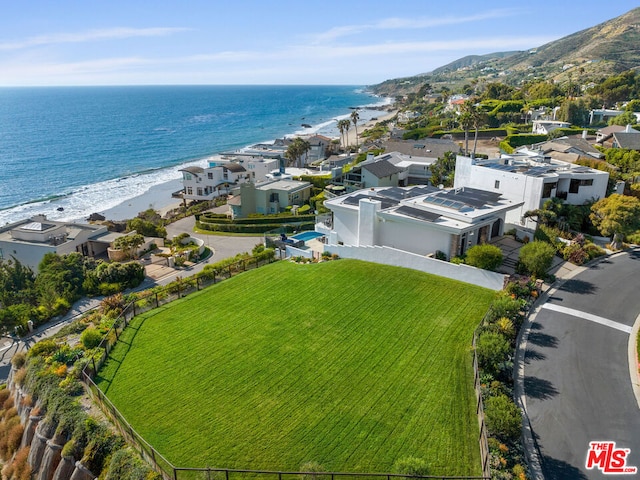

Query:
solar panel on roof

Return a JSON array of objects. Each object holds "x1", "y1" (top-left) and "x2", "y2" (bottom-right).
[
  {"x1": 395, "y1": 205, "x2": 441, "y2": 222},
  {"x1": 342, "y1": 193, "x2": 398, "y2": 209}
]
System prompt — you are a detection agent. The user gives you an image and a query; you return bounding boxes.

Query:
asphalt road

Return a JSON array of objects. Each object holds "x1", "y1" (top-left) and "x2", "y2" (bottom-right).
[{"x1": 524, "y1": 248, "x2": 640, "y2": 479}]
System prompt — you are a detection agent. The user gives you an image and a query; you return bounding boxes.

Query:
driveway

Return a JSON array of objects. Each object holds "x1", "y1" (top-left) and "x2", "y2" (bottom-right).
[{"x1": 522, "y1": 249, "x2": 640, "y2": 479}]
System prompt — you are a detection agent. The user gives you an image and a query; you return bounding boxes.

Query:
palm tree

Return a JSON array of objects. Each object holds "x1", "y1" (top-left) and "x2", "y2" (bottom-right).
[
  {"x1": 350, "y1": 110, "x2": 360, "y2": 150},
  {"x1": 337, "y1": 119, "x2": 350, "y2": 150},
  {"x1": 285, "y1": 137, "x2": 312, "y2": 167},
  {"x1": 342, "y1": 120, "x2": 351, "y2": 150}
]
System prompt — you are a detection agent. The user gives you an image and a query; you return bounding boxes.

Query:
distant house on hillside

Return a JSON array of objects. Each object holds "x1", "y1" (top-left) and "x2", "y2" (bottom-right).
[
  {"x1": 595, "y1": 124, "x2": 638, "y2": 145},
  {"x1": 518, "y1": 137, "x2": 604, "y2": 163},
  {"x1": 612, "y1": 131, "x2": 640, "y2": 151},
  {"x1": 531, "y1": 120, "x2": 570, "y2": 135},
  {"x1": 589, "y1": 109, "x2": 624, "y2": 125}
]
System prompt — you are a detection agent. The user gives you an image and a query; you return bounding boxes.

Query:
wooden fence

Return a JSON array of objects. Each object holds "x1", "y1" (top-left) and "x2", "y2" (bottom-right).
[{"x1": 81, "y1": 254, "x2": 491, "y2": 480}]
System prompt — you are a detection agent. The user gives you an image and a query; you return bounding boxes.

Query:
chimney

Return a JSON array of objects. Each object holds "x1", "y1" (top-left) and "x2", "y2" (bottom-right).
[
  {"x1": 582, "y1": 130, "x2": 588, "y2": 139},
  {"x1": 626, "y1": 124, "x2": 633, "y2": 133}
]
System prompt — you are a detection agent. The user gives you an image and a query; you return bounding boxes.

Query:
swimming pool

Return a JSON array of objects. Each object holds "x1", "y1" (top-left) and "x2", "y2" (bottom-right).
[{"x1": 290, "y1": 231, "x2": 324, "y2": 242}]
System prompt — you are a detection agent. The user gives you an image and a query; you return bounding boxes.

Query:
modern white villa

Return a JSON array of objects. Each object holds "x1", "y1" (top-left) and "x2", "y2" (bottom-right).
[
  {"x1": 318, "y1": 185, "x2": 521, "y2": 290},
  {"x1": 454, "y1": 154, "x2": 609, "y2": 230},
  {"x1": 323, "y1": 185, "x2": 521, "y2": 259}
]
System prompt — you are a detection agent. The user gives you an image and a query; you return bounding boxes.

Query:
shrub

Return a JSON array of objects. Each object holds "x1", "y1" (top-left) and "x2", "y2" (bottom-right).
[
  {"x1": 393, "y1": 456, "x2": 430, "y2": 476},
  {"x1": 484, "y1": 394, "x2": 522, "y2": 442},
  {"x1": 518, "y1": 240, "x2": 556, "y2": 278},
  {"x1": 562, "y1": 242, "x2": 588, "y2": 265},
  {"x1": 476, "y1": 332, "x2": 511, "y2": 377},
  {"x1": 487, "y1": 294, "x2": 523, "y2": 323},
  {"x1": 465, "y1": 244, "x2": 503, "y2": 271},
  {"x1": 27, "y1": 339, "x2": 59, "y2": 358},
  {"x1": 104, "y1": 448, "x2": 155, "y2": 480},
  {"x1": 11, "y1": 352, "x2": 26, "y2": 369},
  {"x1": 299, "y1": 461, "x2": 325, "y2": 480},
  {"x1": 80, "y1": 327, "x2": 103, "y2": 349}
]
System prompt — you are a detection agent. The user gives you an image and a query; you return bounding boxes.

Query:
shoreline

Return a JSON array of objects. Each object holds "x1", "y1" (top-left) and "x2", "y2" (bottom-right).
[{"x1": 1, "y1": 94, "x2": 395, "y2": 226}]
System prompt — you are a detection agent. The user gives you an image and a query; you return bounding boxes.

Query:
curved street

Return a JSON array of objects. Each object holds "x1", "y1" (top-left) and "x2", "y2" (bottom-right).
[{"x1": 523, "y1": 248, "x2": 640, "y2": 479}]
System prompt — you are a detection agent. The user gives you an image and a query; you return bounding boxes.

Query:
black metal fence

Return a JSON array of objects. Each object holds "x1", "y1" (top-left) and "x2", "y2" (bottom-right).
[{"x1": 81, "y1": 253, "x2": 491, "y2": 480}]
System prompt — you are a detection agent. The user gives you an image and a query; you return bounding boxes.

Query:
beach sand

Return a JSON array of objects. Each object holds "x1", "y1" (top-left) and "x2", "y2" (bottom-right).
[
  {"x1": 97, "y1": 109, "x2": 397, "y2": 222},
  {"x1": 99, "y1": 178, "x2": 184, "y2": 221}
]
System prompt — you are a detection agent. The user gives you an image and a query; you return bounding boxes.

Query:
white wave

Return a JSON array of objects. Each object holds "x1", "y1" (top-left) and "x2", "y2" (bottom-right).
[{"x1": 0, "y1": 158, "x2": 207, "y2": 226}]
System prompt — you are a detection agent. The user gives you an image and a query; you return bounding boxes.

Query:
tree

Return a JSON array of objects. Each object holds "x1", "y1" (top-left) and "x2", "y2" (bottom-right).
[
  {"x1": 285, "y1": 137, "x2": 311, "y2": 168},
  {"x1": 590, "y1": 194, "x2": 640, "y2": 249},
  {"x1": 458, "y1": 107, "x2": 472, "y2": 156},
  {"x1": 465, "y1": 244, "x2": 503, "y2": 271},
  {"x1": 518, "y1": 241, "x2": 556, "y2": 278},
  {"x1": 0, "y1": 258, "x2": 35, "y2": 307},
  {"x1": 429, "y1": 151, "x2": 456, "y2": 187},
  {"x1": 114, "y1": 233, "x2": 145, "y2": 260},
  {"x1": 608, "y1": 110, "x2": 637, "y2": 126},
  {"x1": 336, "y1": 119, "x2": 351, "y2": 150},
  {"x1": 484, "y1": 394, "x2": 522, "y2": 442},
  {"x1": 350, "y1": 110, "x2": 360, "y2": 150}
]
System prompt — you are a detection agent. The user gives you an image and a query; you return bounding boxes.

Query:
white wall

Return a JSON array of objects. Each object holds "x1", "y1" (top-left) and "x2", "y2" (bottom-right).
[
  {"x1": 324, "y1": 244, "x2": 505, "y2": 291},
  {"x1": 377, "y1": 219, "x2": 451, "y2": 257},
  {"x1": 331, "y1": 208, "x2": 359, "y2": 245}
]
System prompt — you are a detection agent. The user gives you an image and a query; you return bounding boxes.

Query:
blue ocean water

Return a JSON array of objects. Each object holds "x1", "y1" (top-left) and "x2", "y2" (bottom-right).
[{"x1": 0, "y1": 85, "x2": 386, "y2": 224}]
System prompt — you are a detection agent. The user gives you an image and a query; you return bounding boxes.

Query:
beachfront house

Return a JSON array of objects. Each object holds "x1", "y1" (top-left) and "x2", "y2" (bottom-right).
[
  {"x1": 229, "y1": 179, "x2": 312, "y2": 218},
  {"x1": 454, "y1": 154, "x2": 609, "y2": 231},
  {"x1": 0, "y1": 215, "x2": 139, "y2": 271},
  {"x1": 180, "y1": 155, "x2": 279, "y2": 202}
]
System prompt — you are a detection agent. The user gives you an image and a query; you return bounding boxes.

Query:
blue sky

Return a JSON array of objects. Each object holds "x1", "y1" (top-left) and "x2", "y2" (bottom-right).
[{"x1": 1, "y1": 1, "x2": 638, "y2": 86}]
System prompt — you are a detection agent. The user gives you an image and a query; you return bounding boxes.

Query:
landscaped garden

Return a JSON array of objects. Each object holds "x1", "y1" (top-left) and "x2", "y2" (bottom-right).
[{"x1": 96, "y1": 259, "x2": 495, "y2": 476}]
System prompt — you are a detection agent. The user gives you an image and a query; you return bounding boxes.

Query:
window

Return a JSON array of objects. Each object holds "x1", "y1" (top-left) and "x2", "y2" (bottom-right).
[
  {"x1": 542, "y1": 182, "x2": 556, "y2": 198},
  {"x1": 197, "y1": 188, "x2": 203, "y2": 196},
  {"x1": 183, "y1": 173, "x2": 192, "y2": 181},
  {"x1": 494, "y1": 180, "x2": 500, "y2": 189},
  {"x1": 569, "y1": 179, "x2": 592, "y2": 193},
  {"x1": 186, "y1": 187, "x2": 193, "y2": 195},
  {"x1": 208, "y1": 172, "x2": 213, "y2": 179}
]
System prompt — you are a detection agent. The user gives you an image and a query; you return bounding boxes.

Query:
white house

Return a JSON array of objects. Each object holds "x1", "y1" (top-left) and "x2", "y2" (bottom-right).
[
  {"x1": 0, "y1": 215, "x2": 130, "y2": 271},
  {"x1": 531, "y1": 120, "x2": 570, "y2": 135},
  {"x1": 454, "y1": 154, "x2": 609, "y2": 230},
  {"x1": 323, "y1": 185, "x2": 521, "y2": 259},
  {"x1": 180, "y1": 155, "x2": 279, "y2": 201}
]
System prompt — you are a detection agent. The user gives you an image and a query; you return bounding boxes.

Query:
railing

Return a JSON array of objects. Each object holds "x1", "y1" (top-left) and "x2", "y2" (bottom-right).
[
  {"x1": 81, "y1": 253, "x2": 490, "y2": 480},
  {"x1": 472, "y1": 323, "x2": 491, "y2": 480}
]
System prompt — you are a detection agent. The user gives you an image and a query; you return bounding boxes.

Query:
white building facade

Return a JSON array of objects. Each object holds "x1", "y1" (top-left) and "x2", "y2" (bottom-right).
[{"x1": 454, "y1": 154, "x2": 609, "y2": 230}]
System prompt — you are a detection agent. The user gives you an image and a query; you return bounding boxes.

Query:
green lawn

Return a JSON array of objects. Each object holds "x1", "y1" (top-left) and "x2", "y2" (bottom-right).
[{"x1": 97, "y1": 260, "x2": 494, "y2": 476}]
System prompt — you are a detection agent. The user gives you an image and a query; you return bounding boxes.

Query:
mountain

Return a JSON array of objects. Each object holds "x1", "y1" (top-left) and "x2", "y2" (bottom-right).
[{"x1": 371, "y1": 7, "x2": 640, "y2": 97}]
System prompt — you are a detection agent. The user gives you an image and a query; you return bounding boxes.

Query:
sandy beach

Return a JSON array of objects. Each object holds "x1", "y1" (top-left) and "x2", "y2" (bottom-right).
[
  {"x1": 343, "y1": 110, "x2": 397, "y2": 149},
  {"x1": 99, "y1": 178, "x2": 185, "y2": 221},
  {"x1": 97, "y1": 109, "x2": 397, "y2": 222}
]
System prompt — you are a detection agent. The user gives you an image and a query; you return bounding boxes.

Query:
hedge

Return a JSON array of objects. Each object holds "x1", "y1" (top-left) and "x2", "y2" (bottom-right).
[
  {"x1": 198, "y1": 213, "x2": 316, "y2": 225},
  {"x1": 500, "y1": 133, "x2": 548, "y2": 153},
  {"x1": 196, "y1": 221, "x2": 315, "y2": 234}
]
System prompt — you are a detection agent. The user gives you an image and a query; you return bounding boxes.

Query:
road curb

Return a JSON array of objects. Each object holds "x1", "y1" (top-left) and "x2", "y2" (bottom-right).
[
  {"x1": 627, "y1": 313, "x2": 640, "y2": 409},
  {"x1": 515, "y1": 263, "x2": 587, "y2": 479}
]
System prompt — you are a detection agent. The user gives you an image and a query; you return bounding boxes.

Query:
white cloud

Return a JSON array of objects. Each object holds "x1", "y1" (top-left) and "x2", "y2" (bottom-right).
[
  {"x1": 0, "y1": 27, "x2": 190, "y2": 51},
  {"x1": 312, "y1": 9, "x2": 521, "y2": 43}
]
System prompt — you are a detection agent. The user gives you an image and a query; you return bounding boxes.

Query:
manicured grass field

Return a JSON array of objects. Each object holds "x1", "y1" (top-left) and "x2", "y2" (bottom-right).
[{"x1": 97, "y1": 260, "x2": 494, "y2": 476}]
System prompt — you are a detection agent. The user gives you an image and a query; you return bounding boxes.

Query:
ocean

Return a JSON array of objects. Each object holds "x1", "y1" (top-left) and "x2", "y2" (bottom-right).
[{"x1": 0, "y1": 85, "x2": 387, "y2": 225}]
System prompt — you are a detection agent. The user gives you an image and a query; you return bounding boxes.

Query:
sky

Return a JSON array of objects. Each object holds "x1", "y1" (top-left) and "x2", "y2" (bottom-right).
[{"x1": 0, "y1": 1, "x2": 638, "y2": 87}]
